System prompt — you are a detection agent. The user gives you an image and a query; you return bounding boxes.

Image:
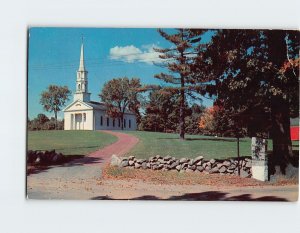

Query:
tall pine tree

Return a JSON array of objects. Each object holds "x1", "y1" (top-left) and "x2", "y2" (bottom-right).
[{"x1": 154, "y1": 29, "x2": 207, "y2": 139}]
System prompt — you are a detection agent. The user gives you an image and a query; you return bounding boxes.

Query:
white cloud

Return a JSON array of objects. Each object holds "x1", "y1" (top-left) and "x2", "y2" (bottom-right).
[{"x1": 109, "y1": 44, "x2": 162, "y2": 64}]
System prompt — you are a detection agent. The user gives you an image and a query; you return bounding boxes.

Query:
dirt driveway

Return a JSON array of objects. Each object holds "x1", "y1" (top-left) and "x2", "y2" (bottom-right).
[{"x1": 26, "y1": 130, "x2": 139, "y2": 199}]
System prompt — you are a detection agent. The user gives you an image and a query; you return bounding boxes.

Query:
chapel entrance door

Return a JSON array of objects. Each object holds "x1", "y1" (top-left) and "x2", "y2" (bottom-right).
[{"x1": 75, "y1": 114, "x2": 82, "y2": 130}]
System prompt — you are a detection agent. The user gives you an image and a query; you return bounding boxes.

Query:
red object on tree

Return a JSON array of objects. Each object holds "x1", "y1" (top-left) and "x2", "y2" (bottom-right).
[{"x1": 290, "y1": 126, "x2": 299, "y2": 141}]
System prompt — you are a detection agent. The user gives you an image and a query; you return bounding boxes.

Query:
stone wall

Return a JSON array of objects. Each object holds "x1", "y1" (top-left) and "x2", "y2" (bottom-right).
[
  {"x1": 27, "y1": 150, "x2": 65, "y2": 165},
  {"x1": 110, "y1": 155, "x2": 252, "y2": 178}
]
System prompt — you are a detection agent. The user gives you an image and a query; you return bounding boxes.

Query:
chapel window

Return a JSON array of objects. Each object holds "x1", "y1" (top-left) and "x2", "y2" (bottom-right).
[
  {"x1": 107, "y1": 117, "x2": 109, "y2": 126},
  {"x1": 129, "y1": 119, "x2": 131, "y2": 128},
  {"x1": 100, "y1": 116, "x2": 103, "y2": 126},
  {"x1": 113, "y1": 119, "x2": 115, "y2": 127}
]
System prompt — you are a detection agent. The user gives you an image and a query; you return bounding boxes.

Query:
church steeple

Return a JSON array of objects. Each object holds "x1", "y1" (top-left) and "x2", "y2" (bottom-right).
[
  {"x1": 74, "y1": 39, "x2": 91, "y2": 102},
  {"x1": 78, "y1": 42, "x2": 85, "y2": 71}
]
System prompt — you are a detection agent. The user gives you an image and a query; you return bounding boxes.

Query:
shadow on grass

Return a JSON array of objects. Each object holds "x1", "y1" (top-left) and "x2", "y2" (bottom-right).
[
  {"x1": 157, "y1": 137, "x2": 247, "y2": 142},
  {"x1": 32, "y1": 146, "x2": 101, "y2": 154},
  {"x1": 50, "y1": 145, "x2": 101, "y2": 152},
  {"x1": 91, "y1": 191, "x2": 288, "y2": 201},
  {"x1": 27, "y1": 155, "x2": 105, "y2": 175}
]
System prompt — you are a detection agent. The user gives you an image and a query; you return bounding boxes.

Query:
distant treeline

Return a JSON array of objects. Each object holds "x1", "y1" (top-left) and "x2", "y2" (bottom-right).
[{"x1": 28, "y1": 114, "x2": 64, "y2": 131}]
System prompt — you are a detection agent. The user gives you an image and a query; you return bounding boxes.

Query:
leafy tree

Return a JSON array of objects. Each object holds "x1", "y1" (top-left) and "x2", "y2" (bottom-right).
[
  {"x1": 140, "y1": 87, "x2": 205, "y2": 134},
  {"x1": 27, "y1": 114, "x2": 49, "y2": 131},
  {"x1": 154, "y1": 29, "x2": 207, "y2": 139},
  {"x1": 185, "y1": 104, "x2": 205, "y2": 134},
  {"x1": 27, "y1": 119, "x2": 39, "y2": 131},
  {"x1": 140, "y1": 88, "x2": 179, "y2": 132},
  {"x1": 198, "y1": 106, "x2": 216, "y2": 135},
  {"x1": 28, "y1": 114, "x2": 64, "y2": 131},
  {"x1": 197, "y1": 104, "x2": 246, "y2": 137},
  {"x1": 36, "y1": 113, "x2": 50, "y2": 125},
  {"x1": 42, "y1": 120, "x2": 56, "y2": 130},
  {"x1": 192, "y1": 29, "x2": 299, "y2": 172},
  {"x1": 40, "y1": 85, "x2": 71, "y2": 129},
  {"x1": 99, "y1": 77, "x2": 142, "y2": 130}
]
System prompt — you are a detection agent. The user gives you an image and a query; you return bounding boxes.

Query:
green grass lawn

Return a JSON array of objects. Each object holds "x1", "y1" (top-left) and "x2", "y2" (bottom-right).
[
  {"x1": 27, "y1": 130, "x2": 117, "y2": 156},
  {"x1": 124, "y1": 131, "x2": 299, "y2": 160}
]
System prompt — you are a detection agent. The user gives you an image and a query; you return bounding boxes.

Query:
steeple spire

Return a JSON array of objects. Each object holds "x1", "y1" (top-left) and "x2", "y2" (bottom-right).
[
  {"x1": 78, "y1": 37, "x2": 85, "y2": 71},
  {"x1": 74, "y1": 37, "x2": 90, "y2": 102}
]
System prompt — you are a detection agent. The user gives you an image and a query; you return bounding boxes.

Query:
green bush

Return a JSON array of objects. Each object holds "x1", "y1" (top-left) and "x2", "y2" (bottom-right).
[{"x1": 28, "y1": 114, "x2": 64, "y2": 131}]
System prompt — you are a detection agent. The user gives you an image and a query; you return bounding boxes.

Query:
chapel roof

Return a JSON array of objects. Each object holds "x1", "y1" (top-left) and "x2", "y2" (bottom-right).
[
  {"x1": 86, "y1": 101, "x2": 106, "y2": 110},
  {"x1": 87, "y1": 101, "x2": 135, "y2": 115}
]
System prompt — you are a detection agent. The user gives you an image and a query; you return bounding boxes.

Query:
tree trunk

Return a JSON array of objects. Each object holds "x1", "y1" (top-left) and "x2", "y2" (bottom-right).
[
  {"x1": 179, "y1": 76, "x2": 185, "y2": 140},
  {"x1": 270, "y1": 96, "x2": 293, "y2": 174},
  {"x1": 121, "y1": 115, "x2": 124, "y2": 130},
  {"x1": 237, "y1": 136, "x2": 240, "y2": 176},
  {"x1": 54, "y1": 111, "x2": 57, "y2": 130}
]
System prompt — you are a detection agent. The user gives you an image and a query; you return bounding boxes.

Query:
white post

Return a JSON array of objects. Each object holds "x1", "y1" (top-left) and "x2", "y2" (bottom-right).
[
  {"x1": 70, "y1": 114, "x2": 73, "y2": 130},
  {"x1": 251, "y1": 137, "x2": 268, "y2": 181},
  {"x1": 82, "y1": 113, "x2": 84, "y2": 130},
  {"x1": 73, "y1": 114, "x2": 76, "y2": 130}
]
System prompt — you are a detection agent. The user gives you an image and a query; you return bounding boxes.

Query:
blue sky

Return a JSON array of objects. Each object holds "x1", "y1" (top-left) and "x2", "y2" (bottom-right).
[{"x1": 28, "y1": 28, "x2": 214, "y2": 119}]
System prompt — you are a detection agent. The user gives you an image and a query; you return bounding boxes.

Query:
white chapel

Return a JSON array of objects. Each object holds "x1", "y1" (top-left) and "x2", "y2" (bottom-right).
[{"x1": 63, "y1": 42, "x2": 137, "y2": 131}]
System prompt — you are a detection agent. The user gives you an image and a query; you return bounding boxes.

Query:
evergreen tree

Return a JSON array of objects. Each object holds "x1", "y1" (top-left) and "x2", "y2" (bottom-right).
[{"x1": 155, "y1": 29, "x2": 207, "y2": 139}]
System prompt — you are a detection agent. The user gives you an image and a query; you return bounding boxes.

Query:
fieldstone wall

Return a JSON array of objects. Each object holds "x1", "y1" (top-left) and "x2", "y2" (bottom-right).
[
  {"x1": 110, "y1": 154, "x2": 252, "y2": 178},
  {"x1": 27, "y1": 150, "x2": 65, "y2": 165}
]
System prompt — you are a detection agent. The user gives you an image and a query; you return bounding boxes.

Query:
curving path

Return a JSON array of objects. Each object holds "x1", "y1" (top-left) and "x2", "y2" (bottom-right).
[
  {"x1": 88, "y1": 130, "x2": 139, "y2": 159},
  {"x1": 68, "y1": 130, "x2": 139, "y2": 166},
  {"x1": 27, "y1": 130, "x2": 139, "y2": 199}
]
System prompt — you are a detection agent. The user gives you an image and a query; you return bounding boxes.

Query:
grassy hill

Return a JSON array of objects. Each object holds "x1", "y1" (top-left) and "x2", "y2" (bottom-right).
[
  {"x1": 124, "y1": 131, "x2": 298, "y2": 160},
  {"x1": 27, "y1": 130, "x2": 117, "y2": 156},
  {"x1": 27, "y1": 130, "x2": 299, "y2": 160},
  {"x1": 123, "y1": 131, "x2": 253, "y2": 159}
]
